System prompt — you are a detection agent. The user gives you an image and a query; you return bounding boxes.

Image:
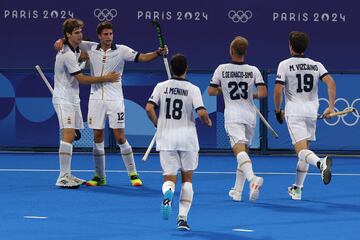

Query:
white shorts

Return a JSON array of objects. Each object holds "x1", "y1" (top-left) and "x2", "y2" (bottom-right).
[
  {"x1": 88, "y1": 99, "x2": 125, "y2": 129},
  {"x1": 159, "y1": 151, "x2": 199, "y2": 176},
  {"x1": 53, "y1": 103, "x2": 84, "y2": 129},
  {"x1": 286, "y1": 116, "x2": 317, "y2": 145},
  {"x1": 225, "y1": 123, "x2": 255, "y2": 147}
]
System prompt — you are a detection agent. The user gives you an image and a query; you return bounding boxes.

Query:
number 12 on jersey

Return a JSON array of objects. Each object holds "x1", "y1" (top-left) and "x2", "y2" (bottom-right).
[{"x1": 165, "y1": 98, "x2": 183, "y2": 120}]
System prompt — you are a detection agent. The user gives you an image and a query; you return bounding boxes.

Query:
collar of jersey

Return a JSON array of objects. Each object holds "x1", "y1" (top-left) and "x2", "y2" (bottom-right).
[
  {"x1": 172, "y1": 77, "x2": 188, "y2": 81},
  {"x1": 292, "y1": 54, "x2": 306, "y2": 58},
  {"x1": 231, "y1": 61, "x2": 245, "y2": 65},
  {"x1": 64, "y1": 41, "x2": 80, "y2": 53},
  {"x1": 96, "y1": 43, "x2": 117, "y2": 51}
]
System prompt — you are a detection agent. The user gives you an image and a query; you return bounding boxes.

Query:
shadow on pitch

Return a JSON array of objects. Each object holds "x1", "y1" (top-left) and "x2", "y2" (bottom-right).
[{"x1": 172, "y1": 230, "x2": 274, "y2": 240}]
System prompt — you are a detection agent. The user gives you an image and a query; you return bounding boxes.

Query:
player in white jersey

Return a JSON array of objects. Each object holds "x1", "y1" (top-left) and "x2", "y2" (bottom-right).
[
  {"x1": 53, "y1": 19, "x2": 119, "y2": 188},
  {"x1": 208, "y1": 36, "x2": 267, "y2": 202},
  {"x1": 145, "y1": 54, "x2": 212, "y2": 231},
  {"x1": 67, "y1": 21, "x2": 168, "y2": 187},
  {"x1": 274, "y1": 31, "x2": 336, "y2": 200}
]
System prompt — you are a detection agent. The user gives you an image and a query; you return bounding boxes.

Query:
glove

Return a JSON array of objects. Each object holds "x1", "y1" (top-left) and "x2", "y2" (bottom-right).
[{"x1": 275, "y1": 110, "x2": 283, "y2": 124}]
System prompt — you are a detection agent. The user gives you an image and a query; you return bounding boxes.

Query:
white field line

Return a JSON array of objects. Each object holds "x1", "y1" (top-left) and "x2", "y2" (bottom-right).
[{"x1": 0, "y1": 169, "x2": 359, "y2": 176}]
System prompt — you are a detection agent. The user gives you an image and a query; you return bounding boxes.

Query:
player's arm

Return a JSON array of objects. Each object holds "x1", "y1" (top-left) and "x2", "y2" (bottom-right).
[
  {"x1": 274, "y1": 83, "x2": 284, "y2": 124},
  {"x1": 274, "y1": 84, "x2": 283, "y2": 112},
  {"x1": 196, "y1": 107, "x2": 212, "y2": 127},
  {"x1": 74, "y1": 72, "x2": 120, "y2": 85},
  {"x1": 145, "y1": 102, "x2": 158, "y2": 127},
  {"x1": 253, "y1": 85, "x2": 267, "y2": 99},
  {"x1": 322, "y1": 74, "x2": 336, "y2": 118},
  {"x1": 208, "y1": 84, "x2": 222, "y2": 96},
  {"x1": 137, "y1": 45, "x2": 168, "y2": 62}
]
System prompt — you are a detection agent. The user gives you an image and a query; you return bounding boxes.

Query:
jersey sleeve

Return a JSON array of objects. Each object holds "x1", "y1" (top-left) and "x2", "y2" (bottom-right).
[
  {"x1": 117, "y1": 45, "x2": 140, "y2": 62},
  {"x1": 64, "y1": 52, "x2": 82, "y2": 76},
  {"x1": 148, "y1": 84, "x2": 160, "y2": 108},
  {"x1": 79, "y1": 41, "x2": 97, "y2": 52},
  {"x1": 318, "y1": 62, "x2": 329, "y2": 80},
  {"x1": 193, "y1": 86, "x2": 205, "y2": 111},
  {"x1": 254, "y1": 67, "x2": 265, "y2": 87},
  {"x1": 209, "y1": 66, "x2": 222, "y2": 88},
  {"x1": 275, "y1": 61, "x2": 286, "y2": 85}
]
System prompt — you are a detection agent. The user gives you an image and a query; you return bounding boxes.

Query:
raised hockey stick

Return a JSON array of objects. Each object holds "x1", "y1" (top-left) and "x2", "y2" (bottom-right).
[
  {"x1": 35, "y1": 65, "x2": 81, "y2": 141},
  {"x1": 318, "y1": 107, "x2": 356, "y2": 119},
  {"x1": 151, "y1": 19, "x2": 171, "y2": 79},
  {"x1": 142, "y1": 20, "x2": 171, "y2": 161}
]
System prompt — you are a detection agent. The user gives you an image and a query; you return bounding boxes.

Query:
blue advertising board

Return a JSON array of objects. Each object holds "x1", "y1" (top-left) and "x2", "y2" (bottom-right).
[{"x1": 0, "y1": 69, "x2": 260, "y2": 149}]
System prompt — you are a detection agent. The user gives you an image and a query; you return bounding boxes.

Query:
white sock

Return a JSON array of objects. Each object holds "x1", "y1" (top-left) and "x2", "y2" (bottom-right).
[
  {"x1": 298, "y1": 149, "x2": 320, "y2": 167},
  {"x1": 59, "y1": 141, "x2": 73, "y2": 176},
  {"x1": 162, "y1": 180, "x2": 175, "y2": 194},
  {"x1": 93, "y1": 142, "x2": 105, "y2": 178},
  {"x1": 118, "y1": 141, "x2": 136, "y2": 174},
  {"x1": 234, "y1": 168, "x2": 246, "y2": 192},
  {"x1": 295, "y1": 158, "x2": 309, "y2": 188},
  {"x1": 179, "y1": 182, "x2": 193, "y2": 218},
  {"x1": 236, "y1": 152, "x2": 255, "y2": 181}
]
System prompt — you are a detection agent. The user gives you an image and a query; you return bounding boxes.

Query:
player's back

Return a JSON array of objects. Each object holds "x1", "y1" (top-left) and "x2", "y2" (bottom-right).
[
  {"x1": 211, "y1": 62, "x2": 264, "y2": 127},
  {"x1": 277, "y1": 56, "x2": 328, "y2": 117},
  {"x1": 155, "y1": 78, "x2": 202, "y2": 151}
]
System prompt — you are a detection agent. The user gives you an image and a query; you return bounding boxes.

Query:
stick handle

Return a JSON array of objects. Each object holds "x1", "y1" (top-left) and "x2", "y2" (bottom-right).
[
  {"x1": 163, "y1": 55, "x2": 171, "y2": 79},
  {"x1": 142, "y1": 134, "x2": 156, "y2": 161},
  {"x1": 318, "y1": 108, "x2": 355, "y2": 119},
  {"x1": 35, "y1": 65, "x2": 54, "y2": 94}
]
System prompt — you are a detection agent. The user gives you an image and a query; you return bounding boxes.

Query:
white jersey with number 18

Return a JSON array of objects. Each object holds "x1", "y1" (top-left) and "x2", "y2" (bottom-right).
[{"x1": 148, "y1": 78, "x2": 205, "y2": 152}]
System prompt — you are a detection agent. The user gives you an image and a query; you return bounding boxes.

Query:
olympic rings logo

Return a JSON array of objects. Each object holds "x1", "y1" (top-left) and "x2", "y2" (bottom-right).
[
  {"x1": 228, "y1": 10, "x2": 253, "y2": 23},
  {"x1": 93, "y1": 9, "x2": 118, "y2": 21},
  {"x1": 319, "y1": 98, "x2": 360, "y2": 126}
]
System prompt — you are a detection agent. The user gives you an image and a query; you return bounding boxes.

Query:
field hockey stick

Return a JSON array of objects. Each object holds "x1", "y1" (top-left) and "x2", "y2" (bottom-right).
[
  {"x1": 318, "y1": 107, "x2": 356, "y2": 119},
  {"x1": 35, "y1": 65, "x2": 81, "y2": 141},
  {"x1": 151, "y1": 20, "x2": 171, "y2": 79},
  {"x1": 256, "y1": 107, "x2": 279, "y2": 138},
  {"x1": 142, "y1": 20, "x2": 172, "y2": 161}
]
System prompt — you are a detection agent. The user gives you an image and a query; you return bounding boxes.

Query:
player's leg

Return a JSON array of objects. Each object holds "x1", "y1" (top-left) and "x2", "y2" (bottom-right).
[
  {"x1": 87, "y1": 100, "x2": 107, "y2": 186},
  {"x1": 177, "y1": 151, "x2": 198, "y2": 231},
  {"x1": 110, "y1": 101, "x2": 142, "y2": 186},
  {"x1": 86, "y1": 129, "x2": 107, "y2": 186},
  {"x1": 226, "y1": 123, "x2": 246, "y2": 201},
  {"x1": 114, "y1": 128, "x2": 142, "y2": 186},
  {"x1": 160, "y1": 151, "x2": 179, "y2": 220},
  {"x1": 228, "y1": 123, "x2": 263, "y2": 201},
  {"x1": 290, "y1": 117, "x2": 332, "y2": 185},
  {"x1": 53, "y1": 103, "x2": 82, "y2": 188}
]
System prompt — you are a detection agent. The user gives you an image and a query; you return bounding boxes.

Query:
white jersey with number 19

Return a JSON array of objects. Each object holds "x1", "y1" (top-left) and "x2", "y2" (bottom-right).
[
  {"x1": 148, "y1": 78, "x2": 205, "y2": 152},
  {"x1": 276, "y1": 55, "x2": 328, "y2": 118}
]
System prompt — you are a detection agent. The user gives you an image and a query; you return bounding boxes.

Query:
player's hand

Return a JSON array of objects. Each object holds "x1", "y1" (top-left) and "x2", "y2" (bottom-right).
[
  {"x1": 323, "y1": 107, "x2": 335, "y2": 119},
  {"x1": 104, "y1": 71, "x2": 120, "y2": 82},
  {"x1": 275, "y1": 110, "x2": 284, "y2": 124},
  {"x1": 79, "y1": 52, "x2": 89, "y2": 62},
  {"x1": 54, "y1": 38, "x2": 64, "y2": 51},
  {"x1": 207, "y1": 118, "x2": 213, "y2": 127},
  {"x1": 156, "y1": 45, "x2": 169, "y2": 56}
]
